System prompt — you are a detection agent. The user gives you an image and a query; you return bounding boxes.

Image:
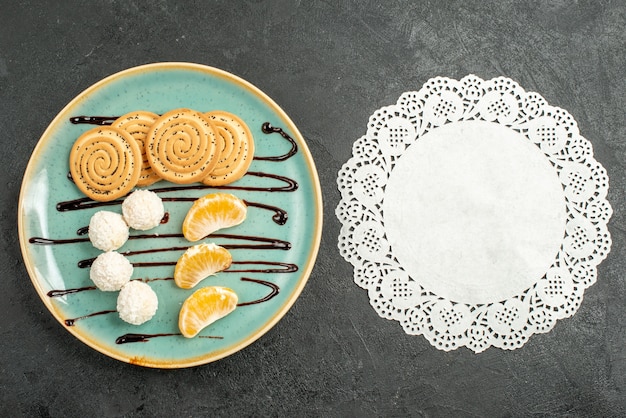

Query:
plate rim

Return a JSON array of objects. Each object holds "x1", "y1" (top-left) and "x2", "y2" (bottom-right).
[{"x1": 17, "y1": 62, "x2": 323, "y2": 368}]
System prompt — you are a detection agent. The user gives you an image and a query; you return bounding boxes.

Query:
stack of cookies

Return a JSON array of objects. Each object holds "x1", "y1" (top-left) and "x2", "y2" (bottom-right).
[{"x1": 69, "y1": 108, "x2": 255, "y2": 202}]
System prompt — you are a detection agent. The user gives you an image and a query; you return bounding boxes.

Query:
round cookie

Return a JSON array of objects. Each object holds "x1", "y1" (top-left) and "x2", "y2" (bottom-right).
[
  {"x1": 146, "y1": 108, "x2": 220, "y2": 184},
  {"x1": 202, "y1": 111, "x2": 255, "y2": 186},
  {"x1": 112, "y1": 110, "x2": 161, "y2": 186},
  {"x1": 69, "y1": 125, "x2": 142, "y2": 202}
]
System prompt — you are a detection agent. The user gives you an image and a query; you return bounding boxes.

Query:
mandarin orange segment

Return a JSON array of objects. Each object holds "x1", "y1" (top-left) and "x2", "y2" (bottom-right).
[
  {"x1": 174, "y1": 243, "x2": 232, "y2": 289},
  {"x1": 182, "y1": 193, "x2": 247, "y2": 242},
  {"x1": 179, "y1": 286, "x2": 238, "y2": 338}
]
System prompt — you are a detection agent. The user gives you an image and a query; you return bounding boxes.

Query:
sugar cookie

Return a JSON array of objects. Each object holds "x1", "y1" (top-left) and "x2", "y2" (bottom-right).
[
  {"x1": 69, "y1": 126, "x2": 142, "y2": 202},
  {"x1": 111, "y1": 110, "x2": 161, "y2": 186},
  {"x1": 202, "y1": 111, "x2": 255, "y2": 186},
  {"x1": 146, "y1": 108, "x2": 220, "y2": 184}
]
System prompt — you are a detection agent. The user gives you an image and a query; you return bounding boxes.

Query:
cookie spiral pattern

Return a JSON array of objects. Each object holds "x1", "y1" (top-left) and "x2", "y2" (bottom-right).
[
  {"x1": 112, "y1": 110, "x2": 161, "y2": 186},
  {"x1": 146, "y1": 108, "x2": 219, "y2": 184},
  {"x1": 69, "y1": 126, "x2": 142, "y2": 202},
  {"x1": 202, "y1": 111, "x2": 255, "y2": 186}
]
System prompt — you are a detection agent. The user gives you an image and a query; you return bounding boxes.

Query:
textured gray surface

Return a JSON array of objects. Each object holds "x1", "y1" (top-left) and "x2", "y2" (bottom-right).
[{"x1": 1, "y1": 1, "x2": 625, "y2": 416}]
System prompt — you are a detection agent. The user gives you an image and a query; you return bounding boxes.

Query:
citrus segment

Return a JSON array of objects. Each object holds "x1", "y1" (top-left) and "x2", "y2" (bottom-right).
[
  {"x1": 182, "y1": 193, "x2": 247, "y2": 241},
  {"x1": 179, "y1": 286, "x2": 238, "y2": 338},
  {"x1": 174, "y1": 243, "x2": 232, "y2": 289}
]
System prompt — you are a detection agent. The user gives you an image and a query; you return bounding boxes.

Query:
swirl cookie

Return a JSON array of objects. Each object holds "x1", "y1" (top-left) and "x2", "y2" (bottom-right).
[
  {"x1": 111, "y1": 111, "x2": 161, "y2": 186},
  {"x1": 202, "y1": 111, "x2": 255, "y2": 186},
  {"x1": 146, "y1": 108, "x2": 220, "y2": 184},
  {"x1": 69, "y1": 126, "x2": 142, "y2": 202}
]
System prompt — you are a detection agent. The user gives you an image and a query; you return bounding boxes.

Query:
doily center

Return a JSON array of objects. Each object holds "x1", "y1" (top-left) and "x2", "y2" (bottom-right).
[{"x1": 383, "y1": 120, "x2": 566, "y2": 304}]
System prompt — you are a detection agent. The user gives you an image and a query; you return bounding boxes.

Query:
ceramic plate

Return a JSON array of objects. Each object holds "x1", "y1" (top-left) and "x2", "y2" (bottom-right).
[{"x1": 18, "y1": 62, "x2": 323, "y2": 368}]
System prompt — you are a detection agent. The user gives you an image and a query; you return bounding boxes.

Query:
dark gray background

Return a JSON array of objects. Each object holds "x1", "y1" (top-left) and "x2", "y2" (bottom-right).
[{"x1": 2, "y1": 1, "x2": 625, "y2": 416}]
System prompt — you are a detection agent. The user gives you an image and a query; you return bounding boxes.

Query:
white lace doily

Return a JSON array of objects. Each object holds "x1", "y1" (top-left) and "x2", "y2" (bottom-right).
[{"x1": 336, "y1": 75, "x2": 612, "y2": 352}]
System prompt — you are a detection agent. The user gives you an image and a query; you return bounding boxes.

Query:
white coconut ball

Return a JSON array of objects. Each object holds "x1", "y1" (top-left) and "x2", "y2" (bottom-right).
[
  {"x1": 122, "y1": 189, "x2": 165, "y2": 231},
  {"x1": 117, "y1": 281, "x2": 159, "y2": 325},
  {"x1": 88, "y1": 211, "x2": 129, "y2": 251},
  {"x1": 89, "y1": 251, "x2": 133, "y2": 291}
]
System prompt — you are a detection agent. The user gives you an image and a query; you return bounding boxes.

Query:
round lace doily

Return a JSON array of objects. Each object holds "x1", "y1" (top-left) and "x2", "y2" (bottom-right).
[{"x1": 336, "y1": 75, "x2": 612, "y2": 352}]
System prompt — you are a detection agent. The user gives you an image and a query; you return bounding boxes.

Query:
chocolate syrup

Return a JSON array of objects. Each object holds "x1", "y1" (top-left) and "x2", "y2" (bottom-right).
[
  {"x1": 48, "y1": 275, "x2": 285, "y2": 302},
  {"x1": 237, "y1": 277, "x2": 280, "y2": 306},
  {"x1": 77, "y1": 260, "x2": 299, "y2": 271},
  {"x1": 115, "y1": 333, "x2": 181, "y2": 344},
  {"x1": 47, "y1": 278, "x2": 171, "y2": 299},
  {"x1": 69, "y1": 116, "x2": 118, "y2": 125},
  {"x1": 29, "y1": 236, "x2": 89, "y2": 245},
  {"x1": 151, "y1": 171, "x2": 298, "y2": 193},
  {"x1": 57, "y1": 195, "x2": 120, "y2": 211},
  {"x1": 65, "y1": 309, "x2": 116, "y2": 326},
  {"x1": 255, "y1": 122, "x2": 298, "y2": 161},
  {"x1": 115, "y1": 332, "x2": 224, "y2": 344},
  {"x1": 28, "y1": 227, "x2": 291, "y2": 250},
  {"x1": 214, "y1": 233, "x2": 291, "y2": 250},
  {"x1": 47, "y1": 285, "x2": 96, "y2": 297},
  {"x1": 57, "y1": 184, "x2": 296, "y2": 221},
  {"x1": 227, "y1": 261, "x2": 298, "y2": 273},
  {"x1": 243, "y1": 200, "x2": 288, "y2": 225}
]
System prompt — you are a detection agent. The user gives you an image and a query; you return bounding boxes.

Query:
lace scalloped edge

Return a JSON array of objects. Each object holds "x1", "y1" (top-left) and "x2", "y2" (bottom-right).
[{"x1": 335, "y1": 74, "x2": 612, "y2": 353}]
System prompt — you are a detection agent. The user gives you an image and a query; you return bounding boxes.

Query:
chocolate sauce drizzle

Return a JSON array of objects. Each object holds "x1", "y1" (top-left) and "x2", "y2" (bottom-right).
[
  {"x1": 32, "y1": 232, "x2": 291, "y2": 251},
  {"x1": 77, "y1": 251, "x2": 298, "y2": 273},
  {"x1": 30, "y1": 236, "x2": 89, "y2": 245},
  {"x1": 48, "y1": 276, "x2": 283, "y2": 307},
  {"x1": 115, "y1": 333, "x2": 225, "y2": 344},
  {"x1": 47, "y1": 285, "x2": 96, "y2": 297},
  {"x1": 115, "y1": 333, "x2": 182, "y2": 344},
  {"x1": 227, "y1": 261, "x2": 298, "y2": 273},
  {"x1": 65, "y1": 309, "x2": 116, "y2": 326},
  {"x1": 255, "y1": 122, "x2": 298, "y2": 161},
  {"x1": 78, "y1": 259, "x2": 299, "y2": 271},
  {"x1": 243, "y1": 200, "x2": 287, "y2": 225},
  {"x1": 69, "y1": 116, "x2": 118, "y2": 125},
  {"x1": 56, "y1": 185, "x2": 294, "y2": 223},
  {"x1": 60, "y1": 170, "x2": 298, "y2": 210},
  {"x1": 47, "y1": 278, "x2": 173, "y2": 299},
  {"x1": 237, "y1": 277, "x2": 280, "y2": 307}
]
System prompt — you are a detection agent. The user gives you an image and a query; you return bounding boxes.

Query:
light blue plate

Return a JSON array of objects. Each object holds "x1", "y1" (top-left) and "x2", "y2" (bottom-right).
[{"x1": 18, "y1": 63, "x2": 323, "y2": 368}]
